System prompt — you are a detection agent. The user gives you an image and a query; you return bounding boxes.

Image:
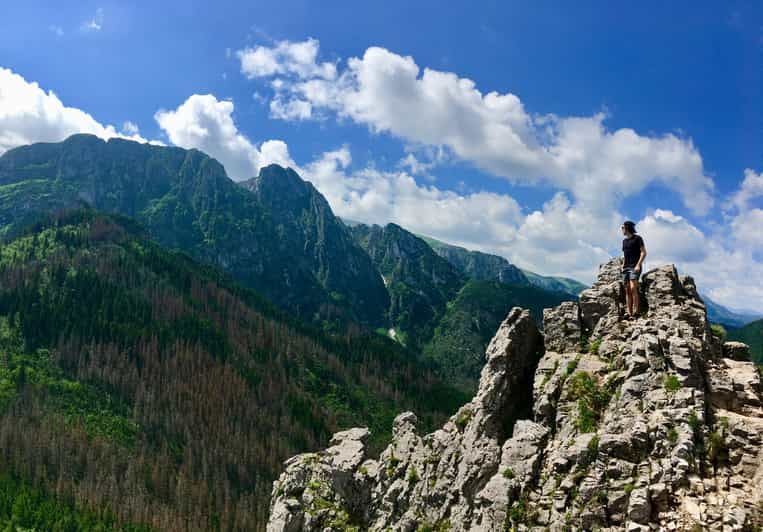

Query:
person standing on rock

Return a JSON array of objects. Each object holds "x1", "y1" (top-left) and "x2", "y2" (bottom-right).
[{"x1": 622, "y1": 220, "x2": 647, "y2": 320}]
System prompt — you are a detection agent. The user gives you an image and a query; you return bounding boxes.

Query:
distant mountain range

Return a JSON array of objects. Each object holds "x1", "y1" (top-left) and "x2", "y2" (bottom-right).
[
  {"x1": 418, "y1": 234, "x2": 588, "y2": 296},
  {"x1": 703, "y1": 295, "x2": 763, "y2": 329}
]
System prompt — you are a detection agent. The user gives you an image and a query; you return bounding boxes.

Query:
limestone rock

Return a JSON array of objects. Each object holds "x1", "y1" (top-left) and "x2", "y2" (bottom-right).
[
  {"x1": 723, "y1": 341, "x2": 751, "y2": 361},
  {"x1": 543, "y1": 301, "x2": 581, "y2": 352},
  {"x1": 267, "y1": 260, "x2": 763, "y2": 531}
]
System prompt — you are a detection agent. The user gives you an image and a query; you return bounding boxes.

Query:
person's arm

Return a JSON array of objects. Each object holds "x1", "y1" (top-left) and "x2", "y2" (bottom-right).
[
  {"x1": 622, "y1": 240, "x2": 626, "y2": 271},
  {"x1": 635, "y1": 240, "x2": 647, "y2": 272}
]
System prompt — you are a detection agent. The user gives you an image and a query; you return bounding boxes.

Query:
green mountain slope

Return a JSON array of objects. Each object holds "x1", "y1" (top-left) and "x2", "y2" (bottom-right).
[
  {"x1": 418, "y1": 234, "x2": 529, "y2": 285},
  {"x1": 349, "y1": 223, "x2": 464, "y2": 349},
  {"x1": 418, "y1": 233, "x2": 586, "y2": 296},
  {"x1": 0, "y1": 472, "x2": 151, "y2": 531},
  {"x1": 704, "y1": 296, "x2": 762, "y2": 329},
  {"x1": 519, "y1": 268, "x2": 587, "y2": 296},
  {"x1": 0, "y1": 134, "x2": 388, "y2": 329},
  {"x1": 0, "y1": 210, "x2": 467, "y2": 531},
  {"x1": 728, "y1": 319, "x2": 763, "y2": 364},
  {"x1": 423, "y1": 280, "x2": 570, "y2": 390},
  {"x1": 350, "y1": 223, "x2": 575, "y2": 388}
]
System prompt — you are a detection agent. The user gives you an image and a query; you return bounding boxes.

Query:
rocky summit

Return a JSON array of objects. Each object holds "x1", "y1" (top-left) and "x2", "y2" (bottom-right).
[{"x1": 266, "y1": 258, "x2": 763, "y2": 531}]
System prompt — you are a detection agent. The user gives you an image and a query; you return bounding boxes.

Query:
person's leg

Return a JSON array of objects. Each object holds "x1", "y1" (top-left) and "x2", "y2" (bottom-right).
[
  {"x1": 630, "y1": 279, "x2": 640, "y2": 316},
  {"x1": 624, "y1": 275, "x2": 633, "y2": 316}
]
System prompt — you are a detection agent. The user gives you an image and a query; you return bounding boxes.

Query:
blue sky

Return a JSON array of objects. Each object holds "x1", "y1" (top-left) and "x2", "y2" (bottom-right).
[{"x1": 1, "y1": 1, "x2": 762, "y2": 311}]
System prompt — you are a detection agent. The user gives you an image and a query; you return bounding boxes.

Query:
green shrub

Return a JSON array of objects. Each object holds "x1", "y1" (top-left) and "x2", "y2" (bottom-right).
[
  {"x1": 577, "y1": 403, "x2": 597, "y2": 433},
  {"x1": 387, "y1": 451, "x2": 401, "y2": 476},
  {"x1": 570, "y1": 467, "x2": 587, "y2": 484},
  {"x1": 454, "y1": 408, "x2": 472, "y2": 431},
  {"x1": 707, "y1": 430, "x2": 729, "y2": 466},
  {"x1": 416, "y1": 519, "x2": 452, "y2": 532},
  {"x1": 407, "y1": 467, "x2": 420, "y2": 484},
  {"x1": 688, "y1": 412, "x2": 701, "y2": 433},
  {"x1": 567, "y1": 371, "x2": 613, "y2": 433},
  {"x1": 664, "y1": 374, "x2": 681, "y2": 393},
  {"x1": 506, "y1": 497, "x2": 534, "y2": 527},
  {"x1": 587, "y1": 434, "x2": 600, "y2": 455},
  {"x1": 588, "y1": 338, "x2": 602, "y2": 356},
  {"x1": 710, "y1": 324, "x2": 727, "y2": 340},
  {"x1": 667, "y1": 426, "x2": 679, "y2": 445},
  {"x1": 578, "y1": 336, "x2": 589, "y2": 353},
  {"x1": 502, "y1": 467, "x2": 515, "y2": 479}
]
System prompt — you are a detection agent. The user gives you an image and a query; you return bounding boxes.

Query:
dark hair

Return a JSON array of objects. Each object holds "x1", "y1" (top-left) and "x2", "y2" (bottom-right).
[{"x1": 623, "y1": 220, "x2": 637, "y2": 234}]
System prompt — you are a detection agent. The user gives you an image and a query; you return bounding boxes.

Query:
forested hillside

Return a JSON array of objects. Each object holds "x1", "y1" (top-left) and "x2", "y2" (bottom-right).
[
  {"x1": 423, "y1": 280, "x2": 569, "y2": 390},
  {"x1": 728, "y1": 319, "x2": 763, "y2": 364},
  {"x1": 0, "y1": 135, "x2": 388, "y2": 330},
  {"x1": 349, "y1": 222, "x2": 465, "y2": 349},
  {"x1": 0, "y1": 210, "x2": 467, "y2": 531}
]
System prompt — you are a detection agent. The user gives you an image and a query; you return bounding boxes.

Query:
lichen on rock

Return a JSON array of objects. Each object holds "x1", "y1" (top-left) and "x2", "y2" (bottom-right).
[{"x1": 267, "y1": 258, "x2": 763, "y2": 531}]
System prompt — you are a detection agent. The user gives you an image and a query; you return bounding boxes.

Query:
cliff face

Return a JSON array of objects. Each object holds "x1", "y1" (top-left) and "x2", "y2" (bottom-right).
[{"x1": 267, "y1": 258, "x2": 763, "y2": 531}]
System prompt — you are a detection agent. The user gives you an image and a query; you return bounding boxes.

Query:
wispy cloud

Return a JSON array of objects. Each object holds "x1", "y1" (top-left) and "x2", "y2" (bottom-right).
[
  {"x1": 48, "y1": 25, "x2": 64, "y2": 37},
  {"x1": 81, "y1": 8, "x2": 104, "y2": 32}
]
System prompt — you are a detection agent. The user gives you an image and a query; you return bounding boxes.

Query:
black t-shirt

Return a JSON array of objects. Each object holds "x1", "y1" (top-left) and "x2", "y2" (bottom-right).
[{"x1": 622, "y1": 234, "x2": 644, "y2": 268}]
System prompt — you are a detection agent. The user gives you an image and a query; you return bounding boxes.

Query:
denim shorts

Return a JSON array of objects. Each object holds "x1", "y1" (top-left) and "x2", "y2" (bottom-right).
[{"x1": 623, "y1": 267, "x2": 641, "y2": 282}]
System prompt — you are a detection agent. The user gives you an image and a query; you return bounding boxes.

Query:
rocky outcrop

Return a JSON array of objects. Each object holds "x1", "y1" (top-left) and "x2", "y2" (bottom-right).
[{"x1": 267, "y1": 258, "x2": 763, "y2": 531}]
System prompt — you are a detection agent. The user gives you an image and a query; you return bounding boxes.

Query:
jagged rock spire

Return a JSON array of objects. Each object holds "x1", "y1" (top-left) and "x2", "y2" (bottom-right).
[{"x1": 267, "y1": 259, "x2": 763, "y2": 531}]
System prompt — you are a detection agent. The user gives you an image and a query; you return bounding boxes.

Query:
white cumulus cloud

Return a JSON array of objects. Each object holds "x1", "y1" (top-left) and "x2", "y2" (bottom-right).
[
  {"x1": 237, "y1": 38, "x2": 336, "y2": 81},
  {"x1": 730, "y1": 209, "x2": 763, "y2": 249},
  {"x1": 239, "y1": 40, "x2": 715, "y2": 216},
  {"x1": 635, "y1": 207, "x2": 763, "y2": 312},
  {"x1": 154, "y1": 93, "x2": 295, "y2": 181},
  {"x1": 726, "y1": 168, "x2": 763, "y2": 211},
  {"x1": 636, "y1": 209, "x2": 708, "y2": 264},
  {"x1": 0, "y1": 66, "x2": 150, "y2": 155}
]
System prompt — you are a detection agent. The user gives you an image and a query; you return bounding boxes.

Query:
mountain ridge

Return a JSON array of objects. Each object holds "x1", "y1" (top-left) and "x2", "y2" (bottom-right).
[
  {"x1": 0, "y1": 134, "x2": 389, "y2": 328},
  {"x1": 416, "y1": 233, "x2": 587, "y2": 297},
  {"x1": 348, "y1": 222, "x2": 466, "y2": 350},
  {"x1": 704, "y1": 295, "x2": 763, "y2": 329},
  {"x1": 347, "y1": 221, "x2": 572, "y2": 387}
]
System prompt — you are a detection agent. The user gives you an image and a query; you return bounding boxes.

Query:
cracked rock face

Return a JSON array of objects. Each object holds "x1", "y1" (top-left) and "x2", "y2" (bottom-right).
[{"x1": 267, "y1": 259, "x2": 763, "y2": 531}]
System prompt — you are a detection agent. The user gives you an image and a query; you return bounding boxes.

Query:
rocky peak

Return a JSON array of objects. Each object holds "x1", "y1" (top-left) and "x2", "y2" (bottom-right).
[
  {"x1": 267, "y1": 261, "x2": 763, "y2": 531},
  {"x1": 242, "y1": 164, "x2": 327, "y2": 211}
]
